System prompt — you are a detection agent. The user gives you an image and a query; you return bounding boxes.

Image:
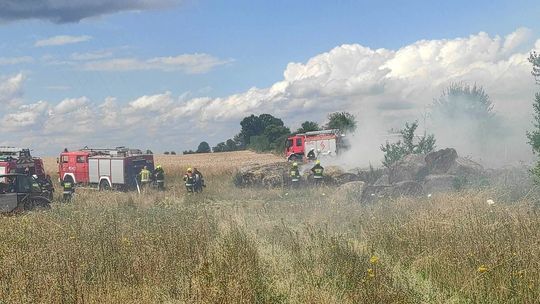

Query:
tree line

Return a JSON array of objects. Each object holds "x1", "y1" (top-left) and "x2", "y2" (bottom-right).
[{"x1": 180, "y1": 112, "x2": 357, "y2": 155}]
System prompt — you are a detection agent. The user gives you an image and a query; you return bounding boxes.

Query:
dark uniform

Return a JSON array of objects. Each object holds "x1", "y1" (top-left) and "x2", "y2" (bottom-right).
[
  {"x1": 311, "y1": 162, "x2": 324, "y2": 186},
  {"x1": 307, "y1": 149, "x2": 316, "y2": 160},
  {"x1": 290, "y1": 163, "x2": 300, "y2": 188},
  {"x1": 193, "y1": 168, "x2": 205, "y2": 192},
  {"x1": 154, "y1": 165, "x2": 165, "y2": 190},
  {"x1": 61, "y1": 180, "x2": 74, "y2": 202}
]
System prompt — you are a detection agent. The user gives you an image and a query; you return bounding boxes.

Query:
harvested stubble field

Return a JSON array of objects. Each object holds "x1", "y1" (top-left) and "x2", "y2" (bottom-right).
[{"x1": 2, "y1": 151, "x2": 540, "y2": 303}]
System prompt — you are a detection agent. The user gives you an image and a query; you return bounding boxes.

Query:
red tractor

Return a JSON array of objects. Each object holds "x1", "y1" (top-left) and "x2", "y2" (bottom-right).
[
  {"x1": 285, "y1": 129, "x2": 342, "y2": 162},
  {"x1": 0, "y1": 147, "x2": 47, "y2": 178},
  {"x1": 58, "y1": 147, "x2": 154, "y2": 191}
]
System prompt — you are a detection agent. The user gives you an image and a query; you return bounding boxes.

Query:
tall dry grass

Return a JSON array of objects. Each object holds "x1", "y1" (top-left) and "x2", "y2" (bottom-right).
[{"x1": 1, "y1": 152, "x2": 539, "y2": 303}]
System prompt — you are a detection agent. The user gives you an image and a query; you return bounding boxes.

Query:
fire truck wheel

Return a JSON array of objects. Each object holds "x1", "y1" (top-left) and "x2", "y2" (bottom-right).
[{"x1": 99, "y1": 180, "x2": 111, "y2": 191}]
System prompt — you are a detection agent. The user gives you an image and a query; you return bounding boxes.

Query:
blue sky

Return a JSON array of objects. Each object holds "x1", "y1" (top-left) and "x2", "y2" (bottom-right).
[{"x1": 0, "y1": 0, "x2": 539, "y2": 159}]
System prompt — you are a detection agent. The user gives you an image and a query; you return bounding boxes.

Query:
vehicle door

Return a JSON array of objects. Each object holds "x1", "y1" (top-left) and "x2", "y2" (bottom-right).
[
  {"x1": 75, "y1": 155, "x2": 88, "y2": 183},
  {"x1": 0, "y1": 176, "x2": 18, "y2": 212},
  {"x1": 60, "y1": 154, "x2": 71, "y2": 179},
  {"x1": 16, "y1": 174, "x2": 33, "y2": 202},
  {"x1": 295, "y1": 137, "x2": 304, "y2": 154}
]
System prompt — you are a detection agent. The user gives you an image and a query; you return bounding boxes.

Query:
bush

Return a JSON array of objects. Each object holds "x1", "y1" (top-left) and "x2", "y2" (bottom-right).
[{"x1": 380, "y1": 121, "x2": 436, "y2": 167}]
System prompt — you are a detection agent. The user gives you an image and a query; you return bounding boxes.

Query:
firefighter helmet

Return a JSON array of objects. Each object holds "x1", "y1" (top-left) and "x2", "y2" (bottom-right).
[
  {"x1": 293, "y1": 162, "x2": 298, "y2": 167},
  {"x1": 315, "y1": 160, "x2": 320, "y2": 165}
]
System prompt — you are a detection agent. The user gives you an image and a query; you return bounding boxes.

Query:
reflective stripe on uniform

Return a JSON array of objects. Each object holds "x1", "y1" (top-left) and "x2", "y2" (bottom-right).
[{"x1": 291, "y1": 178, "x2": 299, "y2": 182}]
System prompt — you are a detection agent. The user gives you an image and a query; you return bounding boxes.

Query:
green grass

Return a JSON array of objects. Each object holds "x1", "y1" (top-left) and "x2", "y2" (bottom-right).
[{"x1": 0, "y1": 170, "x2": 539, "y2": 303}]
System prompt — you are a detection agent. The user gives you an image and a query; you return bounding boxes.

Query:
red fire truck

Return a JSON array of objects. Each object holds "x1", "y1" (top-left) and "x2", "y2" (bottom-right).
[
  {"x1": 0, "y1": 147, "x2": 46, "y2": 178},
  {"x1": 58, "y1": 147, "x2": 154, "y2": 190},
  {"x1": 285, "y1": 129, "x2": 342, "y2": 161}
]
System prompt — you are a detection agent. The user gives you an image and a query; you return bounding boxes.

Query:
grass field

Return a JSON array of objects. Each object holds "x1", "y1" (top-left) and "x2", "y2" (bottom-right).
[{"x1": 1, "y1": 151, "x2": 539, "y2": 303}]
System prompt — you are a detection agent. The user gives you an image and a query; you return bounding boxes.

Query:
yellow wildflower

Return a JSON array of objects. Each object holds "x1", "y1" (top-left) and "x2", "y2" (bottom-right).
[
  {"x1": 370, "y1": 255, "x2": 379, "y2": 265},
  {"x1": 367, "y1": 268, "x2": 375, "y2": 278},
  {"x1": 477, "y1": 265, "x2": 488, "y2": 273}
]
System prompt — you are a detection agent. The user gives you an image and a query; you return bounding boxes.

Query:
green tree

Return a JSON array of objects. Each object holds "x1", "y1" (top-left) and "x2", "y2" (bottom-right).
[
  {"x1": 528, "y1": 52, "x2": 540, "y2": 181},
  {"x1": 432, "y1": 82, "x2": 503, "y2": 152},
  {"x1": 212, "y1": 142, "x2": 226, "y2": 152},
  {"x1": 296, "y1": 121, "x2": 320, "y2": 134},
  {"x1": 529, "y1": 51, "x2": 540, "y2": 84},
  {"x1": 235, "y1": 113, "x2": 290, "y2": 152},
  {"x1": 380, "y1": 121, "x2": 436, "y2": 167},
  {"x1": 326, "y1": 112, "x2": 357, "y2": 134},
  {"x1": 196, "y1": 141, "x2": 211, "y2": 153},
  {"x1": 248, "y1": 136, "x2": 271, "y2": 152},
  {"x1": 225, "y1": 139, "x2": 236, "y2": 151},
  {"x1": 238, "y1": 114, "x2": 285, "y2": 145},
  {"x1": 262, "y1": 124, "x2": 291, "y2": 151},
  {"x1": 433, "y1": 82, "x2": 494, "y2": 121}
]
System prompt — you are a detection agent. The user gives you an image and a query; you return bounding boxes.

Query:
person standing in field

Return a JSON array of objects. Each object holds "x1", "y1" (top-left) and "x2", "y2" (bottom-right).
[
  {"x1": 290, "y1": 162, "x2": 301, "y2": 188},
  {"x1": 311, "y1": 160, "x2": 324, "y2": 186},
  {"x1": 153, "y1": 165, "x2": 165, "y2": 190},
  {"x1": 183, "y1": 168, "x2": 195, "y2": 192},
  {"x1": 193, "y1": 167, "x2": 205, "y2": 192},
  {"x1": 138, "y1": 166, "x2": 151, "y2": 188},
  {"x1": 61, "y1": 179, "x2": 75, "y2": 202}
]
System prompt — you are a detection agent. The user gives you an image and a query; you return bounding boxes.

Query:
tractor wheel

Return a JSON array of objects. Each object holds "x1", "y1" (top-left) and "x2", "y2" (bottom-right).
[{"x1": 99, "y1": 180, "x2": 111, "y2": 191}]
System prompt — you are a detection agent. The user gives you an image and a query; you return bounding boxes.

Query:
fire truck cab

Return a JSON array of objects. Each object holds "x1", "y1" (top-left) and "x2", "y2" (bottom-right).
[
  {"x1": 285, "y1": 129, "x2": 341, "y2": 162},
  {"x1": 58, "y1": 147, "x2": 154, "y2": 190}
]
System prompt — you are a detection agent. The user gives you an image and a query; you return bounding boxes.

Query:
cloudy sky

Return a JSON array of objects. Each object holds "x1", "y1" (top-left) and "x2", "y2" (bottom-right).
[{"x1": 1, "y1": 0, "x2": 540, "y2": 158}]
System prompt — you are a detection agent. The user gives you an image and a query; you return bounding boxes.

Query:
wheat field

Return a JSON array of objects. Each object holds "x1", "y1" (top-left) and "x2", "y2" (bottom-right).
[{"x1": 1, "y1": 151, "x2": 539, "y2": 303}]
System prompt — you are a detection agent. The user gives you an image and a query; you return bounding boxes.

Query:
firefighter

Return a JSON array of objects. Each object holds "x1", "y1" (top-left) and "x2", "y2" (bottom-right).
[
  {"x1": 290, "y1": 162, "x2": 301, "y2": 188},
  {"x1": 138, "y1": 166, "x2": 151, "y2": 188},
  {"x1": 61, "y1": 179, "x2": 74, "y2": 202},
  {"x1": 307, "y1": 148, "x2": 316, "y2": 160},
  {"x1": 183, "y1": 168, "x2": 195, "y2": 192},
  {"x1": 193, "y1": 167, "x2": 205, "y2": 192},
  {"x1": 311, "y1": 160, "x2": 324, "y2": 185},
  {"x1": 153, "y1": 165, "x2": 165, "y2": 190}
]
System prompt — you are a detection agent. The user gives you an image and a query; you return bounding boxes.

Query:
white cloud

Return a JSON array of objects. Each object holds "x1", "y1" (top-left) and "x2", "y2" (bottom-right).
[
  {"x1": 53, "y1": 97, "x2": 90, "y2": 115},
  {"x1": 35, "y1": 35, "x2": 92, "y2": 47},
  {"x1": 0, "y1": 28, "x2": 539, "y2": 161},
  {"x1": 128, "y1": 92, "x2": 173, "y2": 111},
  {"x1": 0, "y1": 56, "x2": 34, "y2": 65},
  {"x1": 70, "y1": 50, "x2": 113, "y2": 61},
  {"x1": 1, "y1": 101, "x2": 49, "y2": 129},
  {"x1": 0, "y1": 73, "x2": 25, "y2": 107},
  {"x1": 83, "y1": 53, "x2": 233, "y2": 73}
]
